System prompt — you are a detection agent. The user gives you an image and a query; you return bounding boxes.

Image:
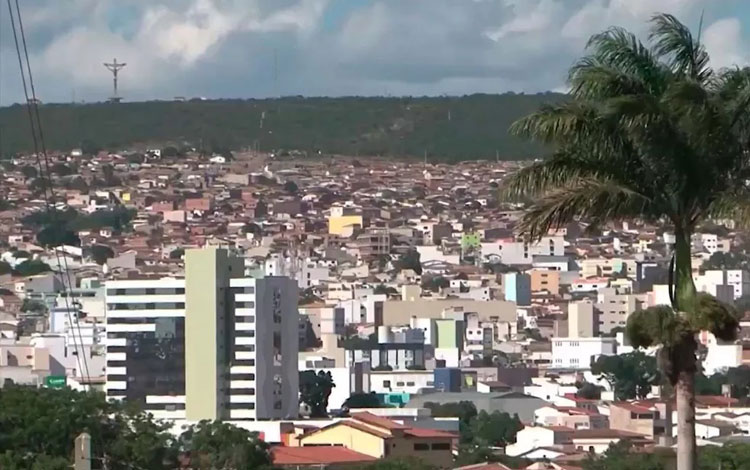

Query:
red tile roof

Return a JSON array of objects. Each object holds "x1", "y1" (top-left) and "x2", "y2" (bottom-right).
[
  {"x1": 300, "y1": 420, "x2": 392, "y2": 439},
  {"x1": 351, "y1": 412, "x2": 409, "y2": 430},
  {"x1": 403, "y1": 427, "x2": 457, "y2": 439},
  {"x1": 454, "y1": 462, "x2": 513, "y2": 470},
  {"x1": 611, "y1": 402, "x2": 655, "y2": 414},
  {"x1": 696, "y1": 395, "x2": 739, "y2": 407},
  {"x1": 570, "y1": 429, "x2": 650, "y2": 440},
  {"x1": 272, "y1": 446, "x2": 377, "y2": 465}
]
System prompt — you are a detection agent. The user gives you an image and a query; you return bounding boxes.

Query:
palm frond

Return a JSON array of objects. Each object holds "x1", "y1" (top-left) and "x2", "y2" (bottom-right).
[
  {"x1": 509, "y1": 101, "x2": 600, "y2": 144},
  {"x1": 706, "y1": 191, "x2": 750, "y2": 229},
  {"x1": 626, "y1": 305, "x2": 682, "y2": 348},
  {"x1": 689, "y1": 293, "x2": 740, "y2": 342},
  {"x1": 514, "y1": 177, "x2": 652, "y2": 240},
  {"x1": 569, "y1": 58, "x2": 651, "y2": 99},
  {"x1": 714, "y1": 67, "x2": 750, "y2": 131},
  {"x1": 583, "y1": 27, "x2": 667, "y2": 93},
  {"x1": 501, "y1": 150, "x2": 598, "y2": 200},
  {"x1": 649, "y1": 13, "x2": 711, "y2": 83}
]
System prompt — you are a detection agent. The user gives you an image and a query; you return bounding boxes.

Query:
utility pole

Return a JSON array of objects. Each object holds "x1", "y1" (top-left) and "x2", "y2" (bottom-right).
[{"x1": 103, "y1": 58, "x2": 127, "y2": 102}]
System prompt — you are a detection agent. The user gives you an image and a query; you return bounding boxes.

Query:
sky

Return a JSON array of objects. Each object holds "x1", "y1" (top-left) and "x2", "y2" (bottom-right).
[{"x1": 0, "y1": 0, "x2": 748, "y2": 104}]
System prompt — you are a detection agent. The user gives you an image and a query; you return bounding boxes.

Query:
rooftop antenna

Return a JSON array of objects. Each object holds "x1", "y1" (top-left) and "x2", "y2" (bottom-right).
[{"x1": 103, "y1": 58, "x2": 126, "y2": 103}]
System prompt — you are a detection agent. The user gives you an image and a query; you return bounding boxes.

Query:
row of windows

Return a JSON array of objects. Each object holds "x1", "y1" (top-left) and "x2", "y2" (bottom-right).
[
  {"x1": 108, "y1": 288, "x2": 185, "y2": 296},
  {"x1": 229, "y1": 403, "x2": 256, "y2": 410},
  {"x1": 414, "y1": 443, "x2": 450, "y2": 451},
  {"x1": 108, "y1": 302, "x2": 185, "y2": 310},
  {"x1": 231, "y1": 373, "x2": 256, "y2": 380},
  {"x1": 383, "y1": 380, "x2": 434, "y2": 388}
]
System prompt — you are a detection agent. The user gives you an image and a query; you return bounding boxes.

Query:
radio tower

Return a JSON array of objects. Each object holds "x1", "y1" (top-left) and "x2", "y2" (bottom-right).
[{"x1": 103, "y1": 58, "x2": 126, "y2": 103}]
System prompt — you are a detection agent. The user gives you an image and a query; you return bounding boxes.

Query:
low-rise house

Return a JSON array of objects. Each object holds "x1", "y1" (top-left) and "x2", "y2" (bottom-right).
[
  {"x1": 297, "y1": 412, "x2": 455, "y2": 467},
  {"x1": 271, "y1": 446, "x2": 377, "y2": 469}
]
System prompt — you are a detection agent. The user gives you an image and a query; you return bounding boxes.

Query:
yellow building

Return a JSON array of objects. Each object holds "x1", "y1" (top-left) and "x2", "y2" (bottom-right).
[
  {"x1": 328, "y1": 215, "x2": 363, "y2": 236},
  {"x1": 298, "y1": 412, "x2": 455, "y2": 468}
]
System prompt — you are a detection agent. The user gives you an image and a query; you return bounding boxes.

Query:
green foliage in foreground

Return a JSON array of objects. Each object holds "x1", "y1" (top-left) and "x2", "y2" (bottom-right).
[
  {"x1": 0, "y1": 386, "x2": 270, "y2": 470},
  {"x1": 0, "y1": 94, "x2": 564, "y2": 161},
  {"x1": 580, "y1": 440, "x2": 750, "y2": 470}
]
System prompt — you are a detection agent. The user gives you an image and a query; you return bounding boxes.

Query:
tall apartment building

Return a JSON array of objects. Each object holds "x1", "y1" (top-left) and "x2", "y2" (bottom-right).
[{"x1": 105, "y1": 247, "x2": 299, "y2": 421}]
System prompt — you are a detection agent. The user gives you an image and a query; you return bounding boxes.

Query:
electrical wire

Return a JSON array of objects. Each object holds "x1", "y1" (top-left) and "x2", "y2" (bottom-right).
[
  {"x1": 13, "y1": 0, "x2": 92, "y2": 383},
  {"x1": 6, "y1": 0, "x2": 92, "y2": 385}
]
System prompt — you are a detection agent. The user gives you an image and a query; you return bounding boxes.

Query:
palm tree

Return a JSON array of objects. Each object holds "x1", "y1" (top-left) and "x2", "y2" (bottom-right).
[{"x1": 503, "y1": 14, "x2": 749, "y2": 470}]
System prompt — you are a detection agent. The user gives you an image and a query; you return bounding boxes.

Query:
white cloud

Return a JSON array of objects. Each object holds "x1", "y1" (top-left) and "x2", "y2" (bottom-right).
[
  {"x1": 0, "y1": 0, "x2": 747, "y2": 104},
  {"x1": 703, "y1": 17, "x2": 747, "y2": 69}
]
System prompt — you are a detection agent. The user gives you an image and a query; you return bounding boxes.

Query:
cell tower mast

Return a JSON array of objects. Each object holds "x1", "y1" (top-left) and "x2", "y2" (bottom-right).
[{"x1": 103, "y1": 58, "x2": 126, "y2": 102}]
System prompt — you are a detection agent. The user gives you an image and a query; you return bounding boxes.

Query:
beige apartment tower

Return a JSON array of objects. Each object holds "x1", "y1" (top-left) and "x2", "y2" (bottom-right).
[{"x1": 568, "y1": 301, "x2": 596, "y2": 338}]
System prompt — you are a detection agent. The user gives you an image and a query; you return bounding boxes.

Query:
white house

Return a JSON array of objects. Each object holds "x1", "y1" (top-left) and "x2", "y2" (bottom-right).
[{"x1": 551, "y1": 337, "x2": 617, "y2": 370}]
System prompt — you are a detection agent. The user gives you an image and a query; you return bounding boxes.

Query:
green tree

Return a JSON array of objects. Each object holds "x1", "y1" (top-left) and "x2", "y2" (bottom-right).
[
  {"x1": 161, "y1": 146, "x2": 181, "y2": 157},
  {"x1": 170, "y1": 247, "x2": 185, "y2": 259},
  {"x1": 702, "y1": 252, "x2": 750, "y2": 271},
  {"x1": 51, "y1": 162, "x2": 73, "y2": 176},
  {"x1": 577, "y1": 382, "x2": 603, "y2": 399},
  {"x1": 504, "y1": 15, "x2": 749, "y2": 470},
  {"x1": 698, "y1": 443, "x2": 750, "y2": 470},
  {"x1": 177, "y1": 420, "x2": 270, "y2": 470},
  {"x1": 584, "y1": 441, "x2": 672, "y2": 470},
  {"x1": 470, "y1": 411, "x2": 523, "y2": 447},
  {"x1": 299, "y1": 370, "x2": 335, "y2": 418},
  {"x1": 344, "y1": 392, "x2": 382, "y2": 409},
  {"x1": 373, "y1": 284, "x2": 399, "y2": 296},
  {"x1": 29, "y1": 177, "x2": 51, "y2": 195},
  {"x1": 283, "y1": 180, "x2": 299, "y2": 194},
  {"x1": 13, "y1": 259, "x2": 51, "y2": 276},
  {"x1": 88, "y1": 244, "x2": 114, "y2": 265},
  {"x1": 364, "y1": 457, "x2": 437, "y2": 470},
  {"x1": 37, "y1": 225, "x2": 81, "y2": 247},
  {"x1": 0, "y1": 386, "x2": 176, "y2": 470},
  {"x1": 80, "y1": 139, "x2": 100, "y2": 156},
  {"x1": 20, "y1": 165, "x2": 37, "y2": 179},
  {"x1": 591, "y1": 352, "x2": 659, "y2": 400},
  {"x1": 21, "y1": 298, "x2": 47, "y2": 314},
  {"x1": 395, "y1": 248, "x2": 422, "y2": 275},
  {"x1": 0, "y1": 261, "x2": 12, "y2": 275},
  {"x1": 421, "y1": 275, "x2": 449, "y2": 292},
  {"x1": 424, "y1": 401, "x2": 477, "y2": 444},
  {"x1": 101, "y1": 164, "x2": 120, "y2": 186}
]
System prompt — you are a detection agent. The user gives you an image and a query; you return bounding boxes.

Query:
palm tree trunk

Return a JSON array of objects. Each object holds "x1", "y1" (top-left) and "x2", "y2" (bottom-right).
[
  {"x1": 673, "y1": 228, "x2": 698, "y2": 470},
  {"x1": 673, "y1": 228, "x2": 696, "y2": 312},
  {"x1": 676, "y1": 366, "x2": 697, "y2": 470}
]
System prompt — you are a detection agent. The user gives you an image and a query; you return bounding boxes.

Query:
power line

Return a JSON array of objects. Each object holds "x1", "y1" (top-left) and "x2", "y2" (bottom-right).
[
  {"x1": 6, "y1": 0, "x2": 91, "y2": 385},
  {"x1": 14, "y1": 0, "x2": 92, "y2": 385}
]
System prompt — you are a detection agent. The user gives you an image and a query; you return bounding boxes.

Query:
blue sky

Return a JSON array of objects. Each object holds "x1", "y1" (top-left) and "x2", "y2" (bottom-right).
[{"x1": 0, "y1": 0, "x2": 748, "y2": 104}]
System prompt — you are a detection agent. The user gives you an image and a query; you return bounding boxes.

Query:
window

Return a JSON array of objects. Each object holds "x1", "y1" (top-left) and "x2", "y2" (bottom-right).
[
  {"x1": 431, "y1": 443, "x2": 450, "y2": 450},
  {"x1": 406, "y1": 381, "x2": 415, "y2": 386},
  {"x1": 383, "y1": 380, "x2": 391, "y2": 387},
  {"x1": 396, "y1": 382, "x2": 405, "y2": 386},
  {"x1": 414, "y1": 443, "x2": 429, "y2": 451}
]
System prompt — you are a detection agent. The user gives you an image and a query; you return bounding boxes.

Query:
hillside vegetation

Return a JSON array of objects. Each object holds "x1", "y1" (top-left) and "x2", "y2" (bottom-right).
[{"x1": 0, "y1": 93, "x2": 564, "y2": 161}]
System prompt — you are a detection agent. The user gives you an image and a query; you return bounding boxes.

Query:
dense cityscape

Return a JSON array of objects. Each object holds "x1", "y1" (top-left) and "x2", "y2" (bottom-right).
[{"x1": 2, "y1": 3, "x2": 750, "y2": 470}]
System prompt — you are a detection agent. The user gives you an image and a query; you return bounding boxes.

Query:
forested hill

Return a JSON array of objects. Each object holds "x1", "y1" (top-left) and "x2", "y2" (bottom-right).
[{"x1": 0, "y1": 93, "x2": 565, "y2": 161}]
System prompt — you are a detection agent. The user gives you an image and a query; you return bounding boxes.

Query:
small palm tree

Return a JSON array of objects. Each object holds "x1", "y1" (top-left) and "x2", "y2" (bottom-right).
[{"x1": 503, "y1": 13, "x2": 749, "y2": 470}]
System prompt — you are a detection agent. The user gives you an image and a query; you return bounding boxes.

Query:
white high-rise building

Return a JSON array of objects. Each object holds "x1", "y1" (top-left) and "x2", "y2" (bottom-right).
[{"x1": 105, "y1": 247, "x2": 299, "y2": 422}]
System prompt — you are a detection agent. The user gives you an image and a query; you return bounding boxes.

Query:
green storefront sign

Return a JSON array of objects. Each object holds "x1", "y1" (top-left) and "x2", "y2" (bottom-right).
[{"x1": 45, "y1": 376, "x2": 66, "y2": 388}]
